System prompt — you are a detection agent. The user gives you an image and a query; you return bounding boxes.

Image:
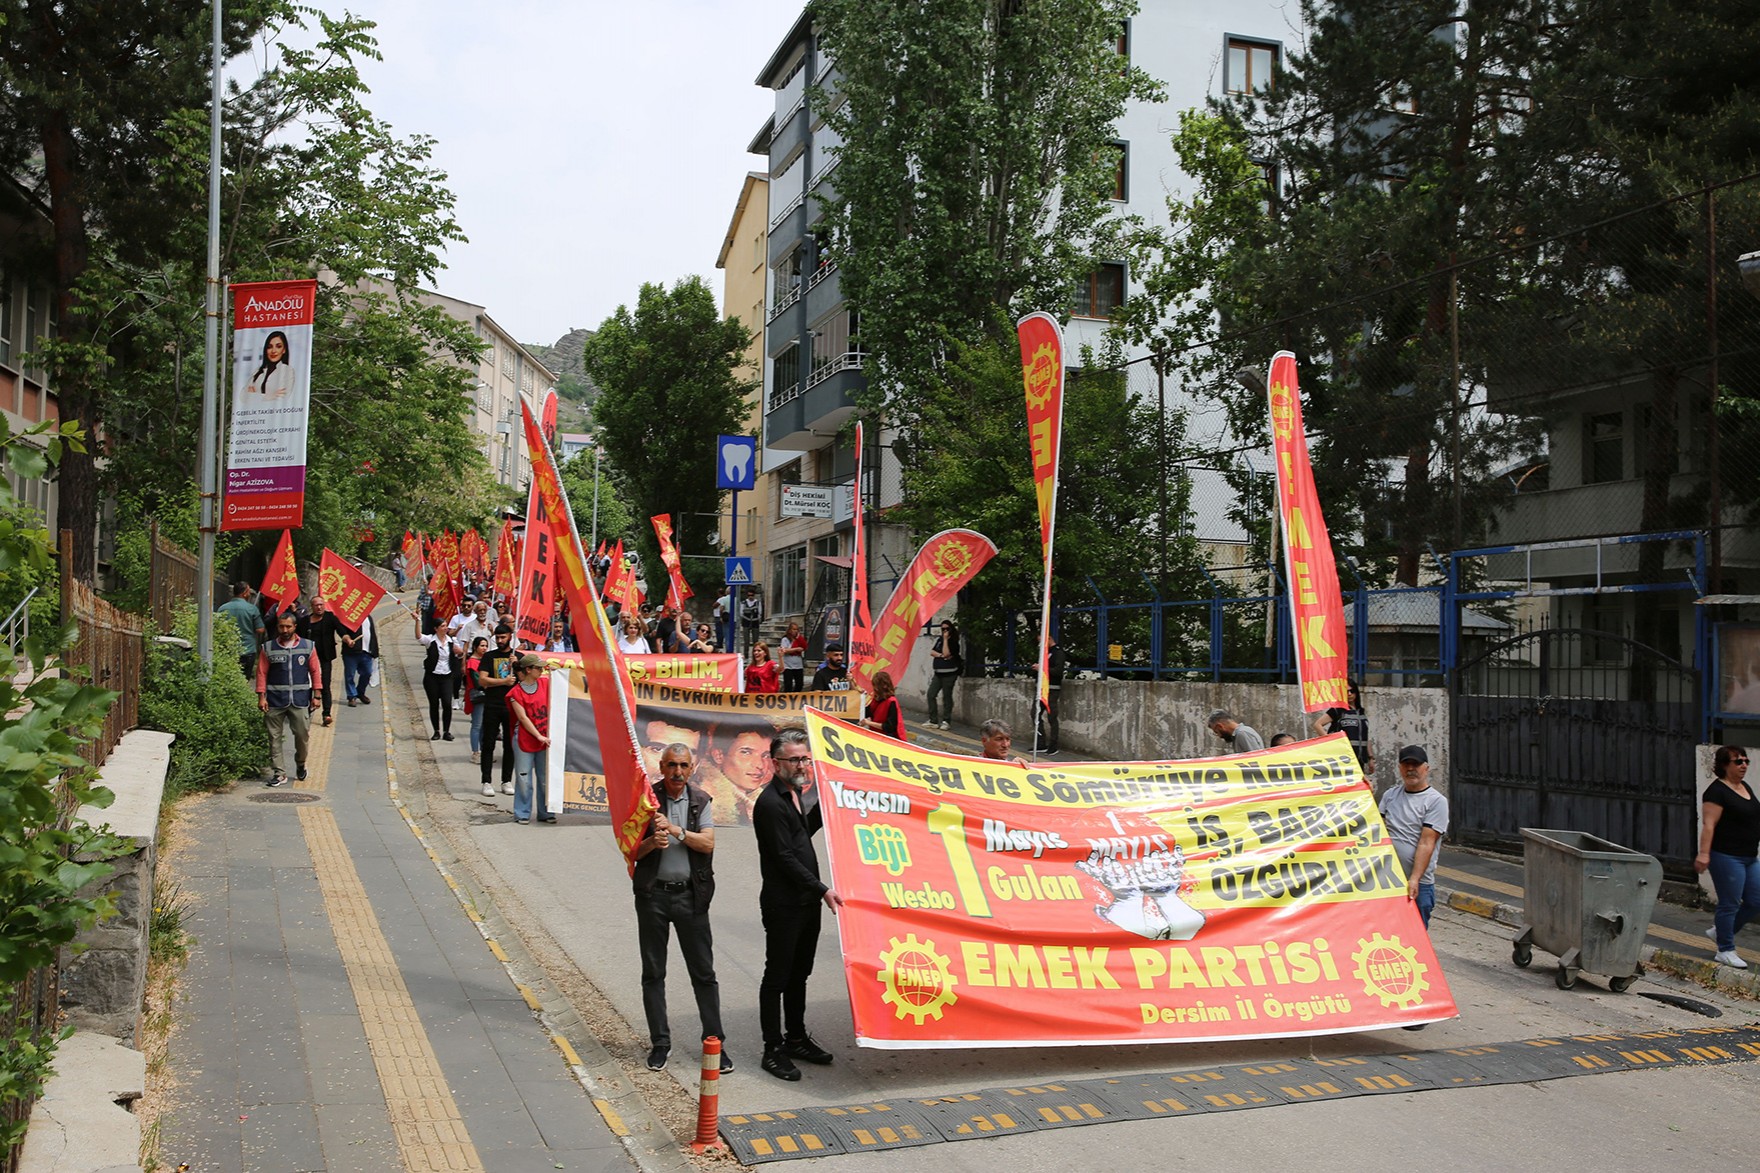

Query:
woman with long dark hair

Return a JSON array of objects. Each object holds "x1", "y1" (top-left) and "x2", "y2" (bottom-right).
[
  {"x1": 248, "y1": 330, "x2": 296, "y2": 399},
  {"x1": 1697, "y1": 744, "x2": 1759, "y2": 969},
  {"x1": 863, "y1": 671, "x2": 904, "y2": 740}
]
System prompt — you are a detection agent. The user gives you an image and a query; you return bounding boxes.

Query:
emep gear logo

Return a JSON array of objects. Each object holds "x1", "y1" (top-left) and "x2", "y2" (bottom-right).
[
  {"x1": 318, "y1": 565, "x2": 348, "y2": 601},
  {"x1": 878, "y1": 934, "x2": 957, "y2": 1024},
  {"x1": 1351, "y1": 933, "x2": 1430, "y2": 1009},
  {"x1": 1022, "y1": 343, "x2": 1058, "y2": 411},
  {"x1": 930, "y1": 538, "x2": 975, "y2": 581}
]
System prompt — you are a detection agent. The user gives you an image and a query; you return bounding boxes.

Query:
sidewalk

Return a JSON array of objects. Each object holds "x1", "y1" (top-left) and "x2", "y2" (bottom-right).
[{"x1": 157, "y1": 622, "x2": 637, "y2": 1173}]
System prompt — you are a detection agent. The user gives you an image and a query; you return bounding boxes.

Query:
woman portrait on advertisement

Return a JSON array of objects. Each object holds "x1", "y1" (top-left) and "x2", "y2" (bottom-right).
[{"x1": 246, "y1": 330, "x2": 297, "y2": 400}]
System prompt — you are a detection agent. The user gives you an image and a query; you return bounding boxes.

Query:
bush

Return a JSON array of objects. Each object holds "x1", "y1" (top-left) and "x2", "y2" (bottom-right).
[{"x1": 140, "y1": 604, "x2": 267, "y2": 796}]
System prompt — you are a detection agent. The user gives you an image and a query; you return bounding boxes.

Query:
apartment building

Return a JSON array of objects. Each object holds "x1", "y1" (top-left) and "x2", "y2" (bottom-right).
[
  {"x1": 745, "y1": 7, "x2": 1304, "y2": 638},
  {"x1": 715, "y1": 171, "x2": 771, "y2": 580},
  {"x1": 0, "y1": 179, "x2": 63, "y2": 531}
]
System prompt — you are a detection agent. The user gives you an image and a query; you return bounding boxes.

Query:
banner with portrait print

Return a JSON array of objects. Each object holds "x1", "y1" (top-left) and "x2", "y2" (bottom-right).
[
  {"x1": 223, "y1": 279, "x2": 318, "y2": 531},
  {"x1": 554, "y1": 680, "x2": 858, "y2": 826}
]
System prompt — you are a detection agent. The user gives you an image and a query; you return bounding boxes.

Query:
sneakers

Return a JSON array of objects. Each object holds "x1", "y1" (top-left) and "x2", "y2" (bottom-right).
[
  {"x1": 266, "y1": 774, "x2": 288, "y2": 788},
  {"x1": 347, "y1": 697, "x2": 358, "y2": 707},
  {"x1": 939, "y1": 721, "x2": 951, "y2": 731},
  {"x1": 470, "y1": 751, "x2": 481, "y2": 764},
  {"x1": 539, "y1": 815, "x2": 557, "y2": 824},
  {"x1": 502, "y1": 781, "x2": 515, "y2": 795},
  {"x1": 782, "y1": 1035, "x2": 834, "y2": 1065},
  {"x1": 720, "y1": 1049, "x2": 735, "y2": 1074},
  {"x1": 646, "y1": 1046, "x2": 669, "y2": 1072},
  {"x1": 1714, "y1": 950, "x2": 1749, "y2": 970},
  {"x1": 296, "y1": 764, "x2": 308, "y2": 782},
  {"x1": 760, "y1": 1049, "x2": 801, "y2": 1081},
  {"x1": 442, "y1": 731, "x2": 454, "y2": 741},
  {"x1": 431, "y1": 731, "x2": 442, "y2": 740},
  {"x1": 482, "y1": 783, "x2": 496, "y2": 797},
  {"x1": 517, "y1": 817, "x2": 530, "y2": 825}
]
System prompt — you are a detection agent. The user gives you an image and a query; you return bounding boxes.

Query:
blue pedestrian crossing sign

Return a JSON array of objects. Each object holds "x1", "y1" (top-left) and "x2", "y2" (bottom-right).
[
  {"x1": 725, "y1": 556, "x2": 754, "y2": 586},
  {"x1": 715, "y1": 435, "x2": 758, "y2": 491}
]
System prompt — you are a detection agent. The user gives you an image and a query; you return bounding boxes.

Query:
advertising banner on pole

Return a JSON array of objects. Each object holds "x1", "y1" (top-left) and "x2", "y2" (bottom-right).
[
  {"x1": 807, "y1": 712, "x2": 1456, "y2": 1048},
  {"x1": 223, "y1": 279, "x2": 317, "y2": 531},
  {"x1": 1267, "y1": 352, "x2": 1350, "y2": 712},
  {"x1": 1017, "y1": 312, "x2": 1065, "y2": 726}
]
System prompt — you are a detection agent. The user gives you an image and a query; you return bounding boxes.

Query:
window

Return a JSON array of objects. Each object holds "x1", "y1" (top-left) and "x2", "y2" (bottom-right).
[
  {"x1": 1116, "y1": 21, "x2": 1130, "y2": 61},
  {"x1": 1072, "y1": 263, "x2": 1127, "y2": 319},
  {"x1": 24, "y1": 283, "x2": 39, "y2": 369},
  {"x1": 1584, "y1": 412, "x2": 1623, "y2": 484},
  {"x1": 1108, "y1": 141, "x2": 1128, "y2": 201},
  {"x1": 1226, "y1": 38, "x2": 1278, "y2": 96},
  {"x1": 774, "y1": 343, "x2": 801, "y2": 398},
  {"x1": 776, "y1": 459, "x2": 802, "y2": 518},
  {"x1": 773, "y1": 544, "x2": 806, "y2": 615},
  {"x1": 1584, "y1": 598, "x2": 1625, "y2": 666},
  {"x1": 753, "y1": 233, "x2": 763, "y2": 271}
]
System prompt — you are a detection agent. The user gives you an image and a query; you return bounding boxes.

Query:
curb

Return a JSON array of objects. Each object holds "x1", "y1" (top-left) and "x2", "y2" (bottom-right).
[
  {"x1": 1440, "y1": 885, "x2": 1760, "y2": 998},
  {"x1": 378, "y1": 629, "x2": 692, "y2": 1173}
]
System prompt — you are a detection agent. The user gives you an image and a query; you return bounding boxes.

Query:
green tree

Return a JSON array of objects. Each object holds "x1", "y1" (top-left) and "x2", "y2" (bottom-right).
[
  {"x1": 816, "y1": 0, "x2": 1159, "y2": 413},
  {"x1": 582, "y1": 277, "x2": 753, "y2": 595},
  {"x1": 1120, "y1": 1, "x2": 1556, "y2": 583}
]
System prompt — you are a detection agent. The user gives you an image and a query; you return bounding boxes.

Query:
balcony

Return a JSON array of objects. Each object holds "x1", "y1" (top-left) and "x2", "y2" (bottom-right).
[
  {"x1": 767, "y1": 282, "x2": 802, "y2": 323},
  {"x1": 765, "y1": 357, "x2": 864, "y2": 450}
]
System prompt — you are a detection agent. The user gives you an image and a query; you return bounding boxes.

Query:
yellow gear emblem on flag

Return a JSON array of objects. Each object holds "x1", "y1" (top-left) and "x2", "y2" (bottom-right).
[
  {"x1": 929, "y1": 539, "x2": 974, "y2": 581},
  {"x1": 318, "y1": 566, "x2": 348, "y2": 600},
  {"x1": 878, "y1": 934, "x2": 958, "y2": 1024},
  {"x1": 1022, "y1": 343, "x2": 1058, "y2": 411},
  {"x1": 1351, "y1": 933, "x2": 1430, "y2": 1009}
]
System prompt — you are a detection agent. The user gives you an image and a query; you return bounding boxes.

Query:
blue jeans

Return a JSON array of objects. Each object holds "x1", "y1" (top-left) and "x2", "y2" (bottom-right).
[
  {"x1": 1415, "y1": 882, "x2": 1435, "y2": 928},
  {"x1": 513, "y1": 744, "x2": 550, "y2": 821},
  {"x1": 470, "y1": 703, "x2": 485, "y2": 752},
  {"x1": 343, "y1": 652, "x2": 374, "y2": 700},
  {"x1": 1707, "y1": 851, "x2": 1760, "y2": 951}
]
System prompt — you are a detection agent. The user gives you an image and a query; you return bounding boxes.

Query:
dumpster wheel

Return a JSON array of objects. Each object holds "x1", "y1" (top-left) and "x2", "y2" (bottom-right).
[
  {"x1": 1555, "y1": 964, "x2": 1579, "y2": 990},
  {"x1": 1512, "y1": 942, "x2": 1533, "y2": 967},
  {"x1": 1609, "y1": 972, "x2": 1638, "y2": 993}
]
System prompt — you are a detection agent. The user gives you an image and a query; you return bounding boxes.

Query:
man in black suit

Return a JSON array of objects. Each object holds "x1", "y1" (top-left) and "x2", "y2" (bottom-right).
[{"x1": 753, "y1": 727, "x2": 843, "y2": 1080}]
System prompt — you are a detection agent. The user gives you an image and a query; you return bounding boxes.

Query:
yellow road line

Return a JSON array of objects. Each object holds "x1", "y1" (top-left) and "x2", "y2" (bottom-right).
[
  {"x1": 1436, "y1": 864, "x2": 1523, "y2": 899},
  {"x1": 294, "y1": 712, "x2": 333, "y2": 793}
]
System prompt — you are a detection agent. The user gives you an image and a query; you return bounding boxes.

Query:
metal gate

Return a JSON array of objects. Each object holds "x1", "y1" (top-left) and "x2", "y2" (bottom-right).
[{"x1": 1452, "y1": 629, "x2": 1701, "y2": 875}]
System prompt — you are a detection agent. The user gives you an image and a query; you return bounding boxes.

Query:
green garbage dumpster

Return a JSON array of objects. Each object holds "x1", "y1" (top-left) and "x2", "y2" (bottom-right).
[{"x1": 1511, "y1": 828, "x2": 1662, "y2": 993}]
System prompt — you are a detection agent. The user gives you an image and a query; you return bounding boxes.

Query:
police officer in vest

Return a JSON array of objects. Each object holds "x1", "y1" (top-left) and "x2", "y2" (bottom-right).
[
  {"x1": 631, "y1": 743, "x2": 731, "y2": 1075},
  {"x1": 258, "y1": 609, "x2": 322, "y2": 787}
]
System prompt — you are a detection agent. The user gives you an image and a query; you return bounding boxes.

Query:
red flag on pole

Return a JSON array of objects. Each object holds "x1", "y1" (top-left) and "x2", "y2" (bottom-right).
[
  {"x1": 515, "y1": 498, "x2": 557, "y2": 646},
  {"x1": 317, "y1": 549, "x2": 388, "y2": 631},
  {"x1": 650, "y1": 514, "x2": 692, "y2": 611},
  {"x1": 847, "y1": 421, "x2": 875, "y2": 677},
  {"x1": 259, "y1": 529, "x2": 301, "y2": 610},
  {"x1": 493, "y1": 520, "x2": 519, "y2": 599},
  {"x1": 1268, "y1": 351, "x2": 1350, "y2": 711},
  {"x1": 1017, "y1": 312, "x2": 1065, "y2": 748},
  {"x1": 522, "y1": 398, "x2": 655, "y2": 866},
  {"x1": 851, "y1": 529, "x2": 998, "y2": 695}
]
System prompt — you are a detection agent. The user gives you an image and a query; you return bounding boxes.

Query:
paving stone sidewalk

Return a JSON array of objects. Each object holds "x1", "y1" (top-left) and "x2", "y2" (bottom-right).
[{"x1": 158, "y1": 664, "x2": 636, "y2": 1173}]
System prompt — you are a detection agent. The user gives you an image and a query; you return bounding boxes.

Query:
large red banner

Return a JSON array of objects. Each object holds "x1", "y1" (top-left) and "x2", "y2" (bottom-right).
[
  {"x1": 515, "y1": 497, "x2": 557, "y2": 646},
  {"x1": 526, "y1": 651, "x2": 746, "y2": 693},
  {"x1": 809, "y1": 713, "x2": 1456, "y2": 1047},
  {"x1": 1267, "y1": 352, "x2": 1349, "y2": 711},
  {"x1": 1017, "y1": 311, "x2": 1065, "y2": 718},
  {"x1": 316, "y1": 549, "x2": 388, "y2": 631},
  {"x1": 851, "y1": 529, "x2": 997, "y2": 695}
]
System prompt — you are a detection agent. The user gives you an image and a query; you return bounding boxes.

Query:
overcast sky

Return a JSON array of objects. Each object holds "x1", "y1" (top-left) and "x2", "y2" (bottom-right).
[{"x1": 300, "y1": 1, "x2": 806, "y2": 347}]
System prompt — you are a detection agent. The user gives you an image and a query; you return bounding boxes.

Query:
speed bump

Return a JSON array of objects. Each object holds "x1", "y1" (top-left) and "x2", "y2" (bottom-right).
[{"x1": 720, "y1": 1025, "x2": 1760, "y2": 1164}]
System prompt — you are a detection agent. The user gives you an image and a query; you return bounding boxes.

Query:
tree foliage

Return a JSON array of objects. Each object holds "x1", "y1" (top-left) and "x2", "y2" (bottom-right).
[
  {"x1": 1, "y1": 3, "x2": 497, "y2": 584},
  {"x1": 816, "y1": 0, "x2": 1159, "y2": 410},
  {"x1": 1122, "y1": 0, "x2": 1760, "y2": 589},
  {"x1": 582, "y1": 277, "x2": 754, "y2": 597}
]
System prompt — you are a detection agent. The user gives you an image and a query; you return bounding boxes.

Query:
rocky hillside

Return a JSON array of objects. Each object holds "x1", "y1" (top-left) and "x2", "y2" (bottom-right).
[{"x1": 525, "y1": 327, "x2": 598, "y2": 407}]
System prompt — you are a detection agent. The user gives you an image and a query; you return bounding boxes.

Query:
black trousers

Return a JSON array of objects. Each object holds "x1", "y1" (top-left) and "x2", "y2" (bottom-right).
[
  {"x1": 636, "y1": 886, "x2": 723, "y2": 1049},
  {"x1": 758, "y1": 896, "x2": 822, "y2": 1049},
  {"x1": 423, "y1": 672, "x2": 454, "y2": 734},
  {"x1": 316, "y1": 656, "x2": 335, "y2": 718},
  {"x1": 782, "y1": 668, "x2": 804, "y2": 693},
  {"x1": 479, "y1": 705, "x2": 516, "y2": 786}
]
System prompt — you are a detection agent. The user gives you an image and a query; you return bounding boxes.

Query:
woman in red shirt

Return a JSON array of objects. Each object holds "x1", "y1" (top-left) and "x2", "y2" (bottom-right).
[
  {"x1": 505, "y1": 654, "x2": 554, "y2": 825},
  {"x1": 745, "y1": 641, "x2": 780, "y2": 694},
  {"x1": 863, "y1": 671, "x2": 905, "y2": 740}
]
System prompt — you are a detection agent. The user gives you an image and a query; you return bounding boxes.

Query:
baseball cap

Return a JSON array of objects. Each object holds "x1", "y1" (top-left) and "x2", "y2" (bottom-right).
[
  {"x1": 516, "y1": 654, "x2": 547, "y2": 672},
  {"x1": 1398, "y1": 745, "x2": 1428, "y2": 764}
]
